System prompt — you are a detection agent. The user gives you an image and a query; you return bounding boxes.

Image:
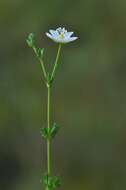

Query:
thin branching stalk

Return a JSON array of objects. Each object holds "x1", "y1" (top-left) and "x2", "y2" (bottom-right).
[{"x1": 26, "y1": 27, "x2": 78, "y2": 189}]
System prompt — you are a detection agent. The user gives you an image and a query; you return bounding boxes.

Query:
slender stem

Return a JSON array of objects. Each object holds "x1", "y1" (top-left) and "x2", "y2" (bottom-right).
[
  {"x1": 39, "y1": 58, "x2": 47, "y2": 80},
  {"x1": 47, "y1": 84, "x2": 51, "y2": 177},
  {"x1": 51, "y1": 44, "x2": 62, "y2": 81},
  {"x1": 33, "y1": 47, "x2": 47, "y2": 80}
]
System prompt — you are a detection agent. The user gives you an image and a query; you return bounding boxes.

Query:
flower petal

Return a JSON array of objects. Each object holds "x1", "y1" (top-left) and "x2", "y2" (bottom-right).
[
  {"x1": 46, "y1": 32, "x2": 53, "y2": 40},
  {"x1": 56, "y1": 27, "x2": 62, "y2": 31},
  {"x1": 67, "y1": 36, "x2": 78, "y2": 42},
  {"x1": 62, "y1": 27, "x2": 67, "y2": 33},
  {"x1": 64, "y1": 32, "x2": 73, "y2": 38},
  {"x1": 49, "y1": 30, "x2": 59, "y2": 37}
]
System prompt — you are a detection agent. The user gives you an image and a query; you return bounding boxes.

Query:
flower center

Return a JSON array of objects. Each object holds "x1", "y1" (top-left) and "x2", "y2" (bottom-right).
[{"x1": 59, "y1": 32, "x2": 64, "y2": 39}]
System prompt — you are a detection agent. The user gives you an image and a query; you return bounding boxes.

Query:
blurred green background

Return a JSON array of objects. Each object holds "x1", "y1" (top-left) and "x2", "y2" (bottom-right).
[{"x1": 1, "y1": 0, "x2": 126, "y2": 190}]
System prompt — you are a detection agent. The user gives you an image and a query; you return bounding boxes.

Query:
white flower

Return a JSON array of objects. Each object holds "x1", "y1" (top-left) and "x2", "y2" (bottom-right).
[{"x1": 46, "y1": 27, "x2": 78, "y2": 43}]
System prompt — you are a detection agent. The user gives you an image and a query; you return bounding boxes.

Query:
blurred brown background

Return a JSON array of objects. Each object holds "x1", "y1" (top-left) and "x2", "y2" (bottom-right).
[{"x1": 0, "y1": 0, "x2": 126, "y2": 189}]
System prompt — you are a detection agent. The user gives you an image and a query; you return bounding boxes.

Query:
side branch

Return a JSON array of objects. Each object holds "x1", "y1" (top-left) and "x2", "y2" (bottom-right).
[{"x1": 51, "y1": 44, "x2": 62, "y2": 81}]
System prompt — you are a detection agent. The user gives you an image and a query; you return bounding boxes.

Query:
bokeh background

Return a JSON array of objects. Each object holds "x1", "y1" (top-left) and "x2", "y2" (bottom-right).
[{"x1": 1, "y1": 0, "x2": 126, "y2": 189}]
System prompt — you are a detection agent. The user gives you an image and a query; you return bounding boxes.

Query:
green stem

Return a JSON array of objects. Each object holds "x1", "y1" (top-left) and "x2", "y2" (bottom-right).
[
  {"x1": 33, "y1": 47, "x2": 47, "y2": 80},
  {"x1": 51, "y1": 44, "x2": 62, "y2": 81},
  {"x1": 47, "y1": 84, "x2": 51, "y2": 177},
  {"x1": 39, "y1": 58, "x2": 47, "y2": 80}
]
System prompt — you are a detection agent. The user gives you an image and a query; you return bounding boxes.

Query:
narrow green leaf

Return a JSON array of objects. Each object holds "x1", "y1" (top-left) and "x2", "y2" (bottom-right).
[
  {"x1": 50, "y1": 123, "x2": 60, "y2": 138},
  {"x1": 50, "y1": 176, "x2": 61, "y2": 188},
  {"x1": 41, "y1": 174, "x2": 61, "y2": 189},
  {"x1": 40, "y1": 127, "x2": 49, "y2": 139},
  {"x1": 41, "y1": 174, "x2": 48, "y2": 185}
]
